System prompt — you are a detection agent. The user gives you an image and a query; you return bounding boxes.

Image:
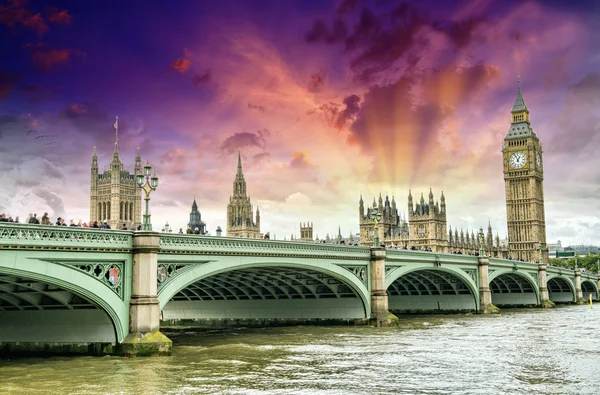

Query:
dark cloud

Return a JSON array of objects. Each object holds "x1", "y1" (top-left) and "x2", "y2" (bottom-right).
[
  {"x1": 345, "y1": 4, "x2": 427, "y2": 83},
  {"x1": 220, "y1": 129, "x2": 270, "y2": 155},
  {"x1": 305, "y1": 18, "x2": 347, "y2": 44},
  {"x1": 193, "y1": 70, "x2": 211, "y2": 86},
  {"x1": 337, "y1": 0, "x2": 358, "y2": 15},
  {"x1": 252, "y1": 152, "x2": 270, "y2": 165},
  {"x1": 26, "y1": 43, "x2": 84, "y2": 72},
  {"x1": 248, "y1": 103, "x2": 266, "y2": 113},
  {"x1": 46, "y1": 7, "x2": 72, "y2": 25},
  {"x1": 335, "y1": 94, "x2": 361, "y2": 130},
  {"x1": 432, "y1": 16, "x2": 488, "y2": 49},
  {"x1": 0, "y1": 0, "x2": 48, "y2": 35},
  {"x1": 308, "y1": 70, "x2": 325, "y2": 92},
  {"x1": 0, "y1": 69, "x2": 22, "y2": 100},
  {"x1": 550, "y1": 73, "x2": 600, "y2": 154}
]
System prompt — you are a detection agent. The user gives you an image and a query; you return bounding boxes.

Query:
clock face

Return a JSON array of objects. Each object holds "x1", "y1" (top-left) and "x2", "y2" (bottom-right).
[
  {"x1": 509, "y1": 152, "x2": 527, "y2": 169},
  {"x1": 536, "y1": 152, "x2": 542, "y2": 168}
]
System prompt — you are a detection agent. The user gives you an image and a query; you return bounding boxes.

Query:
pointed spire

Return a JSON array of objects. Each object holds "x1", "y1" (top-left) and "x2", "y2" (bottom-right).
[
  {"x1": 135, "y1": 147, "x2": 141, "y2": 160},
  {"x1": 511, "y1": 75, "x2": 529, "y2": 114},
  {"x1": 237, "y1": 151, "x2": 242, "y2": 175}
]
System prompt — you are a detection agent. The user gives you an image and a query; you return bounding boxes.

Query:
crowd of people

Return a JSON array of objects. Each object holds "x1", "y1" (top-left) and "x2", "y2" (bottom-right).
[{"x1": 0, "y1": 212, "x2": 142, "y2": 230}]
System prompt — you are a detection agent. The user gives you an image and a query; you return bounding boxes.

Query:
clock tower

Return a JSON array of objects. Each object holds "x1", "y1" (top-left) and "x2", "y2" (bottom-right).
[{"x1": 502, "y1": 77, "x2": 548, "y2": 263}]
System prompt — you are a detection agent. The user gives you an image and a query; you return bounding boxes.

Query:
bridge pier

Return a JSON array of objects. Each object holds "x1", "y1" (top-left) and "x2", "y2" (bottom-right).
[
  {"x1": 477, "y1": 256, "x2": 498, "y2": 313},
  {"x1": 370, "y1": 247, "x2": 393, "y2": 326},
  {"x1": 537, "y1": 264, "x2": 555, "y2": 308},
  {"x1": 574, "y1": 269, "x2": 585, "y2": 304},
  {"x1": 119, "y1": 231, "x2": 172, "y2": 356}
]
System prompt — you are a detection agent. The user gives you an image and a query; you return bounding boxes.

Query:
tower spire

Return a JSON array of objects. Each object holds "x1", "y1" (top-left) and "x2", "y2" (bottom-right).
[
  {"x1": 113, "y1": 116, "x2": 119, "y2": 151},
  {"x1": 511, "y1": 75, "x2": 528, "y2": 114},
  {"x1": 237, "y1": 151, "x2": 242, "y2": 175}
]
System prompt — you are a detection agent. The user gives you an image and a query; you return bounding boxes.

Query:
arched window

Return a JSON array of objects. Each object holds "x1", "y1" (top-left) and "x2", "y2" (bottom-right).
[
  {"x1": 130, "y1": 202, "x2": 134, "y2": 222},
  {"x1": 120, "y1": 202, "x2": 123, "y2": 220},
  {"x1": 108, "y1": 202, "x2": 111, "y2": 220}
]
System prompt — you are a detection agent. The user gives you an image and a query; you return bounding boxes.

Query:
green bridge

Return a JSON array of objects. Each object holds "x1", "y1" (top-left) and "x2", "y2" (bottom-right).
[{"x1": 1, "y1": 223, "x2": 598, "y2": 356}]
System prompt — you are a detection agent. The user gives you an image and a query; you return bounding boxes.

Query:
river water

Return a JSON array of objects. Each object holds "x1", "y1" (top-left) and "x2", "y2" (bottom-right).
[{"x1": 1, "y1": 305, "x2": 598, "y2": 394}]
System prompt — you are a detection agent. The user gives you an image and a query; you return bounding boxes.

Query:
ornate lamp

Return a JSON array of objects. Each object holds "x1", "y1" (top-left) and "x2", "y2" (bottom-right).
[{"x1": 137, "y1": 160, "x2": 159, "y2": 231}]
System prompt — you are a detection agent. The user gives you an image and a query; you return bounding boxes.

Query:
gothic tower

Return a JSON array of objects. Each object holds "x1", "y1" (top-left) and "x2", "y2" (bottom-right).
[
  {"x1": 89, "y1": 117, "x2": 142, "y2": 230},
  {"x1": 188, "y1": 198, "x2": 206, "y2": 234},
  {"x1": 226, "y1": 152, "x2": 261, "y2": 238},
  {"x1": 502, "y1": 77, "x2": 547, "y2": 262},
  {"x1": 407, "y1": 189, "x2": 447, "y2": 252}
]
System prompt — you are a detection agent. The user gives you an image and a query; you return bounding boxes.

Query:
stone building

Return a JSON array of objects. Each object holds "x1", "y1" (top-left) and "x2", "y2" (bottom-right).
[
  {"x1": 359, "y1": 193, "x2": 409, "y2": 247},
  {"x1": 502, "y1": 77, "x2": 548, "y2": 262},
  {"x1": 89, "y1": 120, "x2": 142, "y2": 230},
  {"x1": 226, "y1": 153, "x2": 261, "y2": 238},
  {"x1": 359, "y1": 191, "x2": 508, "y2": 257},
  {"x1": 188, "y1": 198, "x2": 206, "y2": 234},
  {"x1": 300, "y1": 222, "x2": 313, "y2": 241}
]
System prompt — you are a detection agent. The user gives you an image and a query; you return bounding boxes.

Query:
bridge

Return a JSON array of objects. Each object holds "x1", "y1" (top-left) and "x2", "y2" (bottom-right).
[{"x1": 1, "y1": 223, "x2": 598, "y2": 356}]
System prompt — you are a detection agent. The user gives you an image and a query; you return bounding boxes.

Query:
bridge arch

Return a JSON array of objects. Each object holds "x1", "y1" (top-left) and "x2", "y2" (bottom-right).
[
  {"x1": 0, "y1": 255, "x2": 128, "y2": 343},
  {"x1": 546, "y1": 274, "x2": 576, "y2": 303},
  {"x1": 581, "y1": 279, "x2": 599, "y2": 301},
  {"x1": 158, "y1": 259, "x2": 371, "y2": 321},
  {"x1": 488, "y1": 269, "x2": 540, "y2": 306},
  {"x1": 385, "y1": 266, "x2": 479, "y2": 313}
]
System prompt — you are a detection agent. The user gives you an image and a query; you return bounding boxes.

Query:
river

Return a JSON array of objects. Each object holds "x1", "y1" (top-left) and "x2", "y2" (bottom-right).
[{"x1": 1, "y1": 305, "x2": 598, "y2": 394}]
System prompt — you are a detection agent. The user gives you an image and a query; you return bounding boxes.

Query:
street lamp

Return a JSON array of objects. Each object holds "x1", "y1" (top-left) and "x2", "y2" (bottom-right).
[
  {"x1": 137, "y1": 160, "x2": 159, "y2": 231},
  {"x1": 371, "y1": 207, "x2": 382, "y2": 247}
]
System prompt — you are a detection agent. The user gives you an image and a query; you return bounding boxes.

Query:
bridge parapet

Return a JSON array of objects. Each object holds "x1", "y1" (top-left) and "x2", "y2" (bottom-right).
[
  {"x1": 385, "y1": 249, "x2": 478, "y2": 266},
  {"x1": 0, "y1": 223, "x2": 132, "y2": 252},
  {"x1": 158, "y1": 234, "x2": 371, "y2": 260}
]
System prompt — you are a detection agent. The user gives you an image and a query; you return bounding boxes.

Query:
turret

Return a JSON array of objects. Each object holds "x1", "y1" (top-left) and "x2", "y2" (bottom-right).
[
  {"x1": 408, "y1": 190, "x2": 413, "y2": 213},
  {"x1": 440, "y1": 190, "x2": 446, "y2": 213},
  {"x1": 255, "y1": 206, "x2": 260, "y2": 228},
  {"x1": 448, "y1": 226, "x2": 453, "y2": 244},
  {"x1": 428, "y1": 188, "x2": 434, "y2": 206},
  {"x1": 91, "y1": 146, "x2": 98, "y2": 174},
  {"x1": 378, "y1": 193, "x2": 383, "y2": 211},
  {"x1": 134, "y1": 147, "x2": 142, "y2": 175},
  {"x1": 359, "y1": 194, "x2": 364, "y2": 218},
  {"x1": 487, "y1": 222, "x2": 493, "y2": 247}
]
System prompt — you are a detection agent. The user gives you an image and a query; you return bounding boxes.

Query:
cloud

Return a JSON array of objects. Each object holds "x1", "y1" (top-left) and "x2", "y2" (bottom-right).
[
  {"x1": 289, "y1": 152, "x2": 312, "y2": 169},
  {"x1": 0, "y1": 0, "x2": 48, "y2": 35},
  {"x1": 305, "y1": 18, "x2": 347, "y2": 44},
  {"x1": 46, "y1": 6, "x2": 71, "y2": 25},
  {"x1": 308, "y1": 70, "x2": 325, "y2": 92},
  {"x1": 432, "y1": 16, "x2": 488, "y2": 49},
  {"x1": 335, "y1": 94, "x2": 361, "y2": 130},
  {"x1": 26, "y1": 43, "x2": 83, "y2": 72},
  {"x1": 169, "y1": 58, "x2": 192, "y2": 74},
  {"x1": 0, "y1": 69, "x2": 22, "y2": 100},
  {"x1": 192, "y1": 70, "x2": 210, "y2": 86},
  {"x1": 160, "y1": 147, "x2": 188, "y2": 174},
  {"x1": 248, "y1": 103, "x2": 266, "y2": 113},
  {"x1": 337, "y1": 0, "x2": 358, "y2": 15},
  {"x1": 220, "y1": 129, "x2": 270, "y2": 155},
  {"x1": 550, "y1": 73, "x2": 600, "y2": 155}
]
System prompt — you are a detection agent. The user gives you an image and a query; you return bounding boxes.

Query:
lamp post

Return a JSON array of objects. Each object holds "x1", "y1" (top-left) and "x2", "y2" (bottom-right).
[
  {"x1": 478, "y1": 228, "x2": 485, "y2": 257},
  {"x1": 137, "y1": 160, "x2": 159, "y2": 231},
  {"x1": 371, "y1": 207, "x2": 382, "y2": 247},
  {"x1": 574, "y1": 256, "x2": 578, "y2": 271}
]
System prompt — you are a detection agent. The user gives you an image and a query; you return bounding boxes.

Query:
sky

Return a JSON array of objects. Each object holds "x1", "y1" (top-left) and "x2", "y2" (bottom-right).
[{"x1": 1, "y1": 0, "x2": 599, "y2": 246}]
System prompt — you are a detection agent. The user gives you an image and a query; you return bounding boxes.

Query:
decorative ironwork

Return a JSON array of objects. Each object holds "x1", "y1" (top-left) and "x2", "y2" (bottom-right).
[
  {"x1": 159, "y1": 235, "x2": 371, "y2": 260},
  {"x1": 341, "y1": 265, "x2": 368, "y2": 286},
  {"x1": 0, "y1": 223, "x2": 132, "y2": 250},
  {"x1": 156, "y1": 262, "x2": 208, "y2": 292},
  {"x1": 57, "y1": 261, "x2": 125, "y2": 299},
  {"x1": 464, "y1": 269, "x2": 477, "y2": 282}
]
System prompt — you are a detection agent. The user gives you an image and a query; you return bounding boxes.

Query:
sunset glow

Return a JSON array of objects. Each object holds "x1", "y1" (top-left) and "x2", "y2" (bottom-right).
[{"x1": 1, "y1": 0, "x2": 599, "y2": 244}]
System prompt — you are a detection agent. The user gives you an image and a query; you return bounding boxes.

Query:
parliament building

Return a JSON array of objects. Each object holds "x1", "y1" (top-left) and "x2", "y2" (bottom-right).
[{"x1": 359, "y1": 78, "x2": 547, "y2": 261}]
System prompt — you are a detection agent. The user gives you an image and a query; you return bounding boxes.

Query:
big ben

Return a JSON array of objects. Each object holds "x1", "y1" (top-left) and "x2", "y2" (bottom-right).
[{"x1": 502, "y1": 77, "x2": 548, "y2": 263}]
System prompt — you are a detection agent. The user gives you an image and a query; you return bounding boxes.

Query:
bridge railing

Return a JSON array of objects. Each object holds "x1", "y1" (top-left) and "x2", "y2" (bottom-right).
[
  {"x1": 158, "y1": 234, "x2": 372, "y2": 259},
  {"x1": 0, "y1": 223, "x2": 133, "y2": 251},
  {"x1": 385, "y1": 249, "x2": 479, "y2": 265}
]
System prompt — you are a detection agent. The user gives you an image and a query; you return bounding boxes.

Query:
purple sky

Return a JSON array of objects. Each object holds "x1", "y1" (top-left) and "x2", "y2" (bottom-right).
[{"x1": 1, "y1": 0, "x2": 600, "y2": 245}]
